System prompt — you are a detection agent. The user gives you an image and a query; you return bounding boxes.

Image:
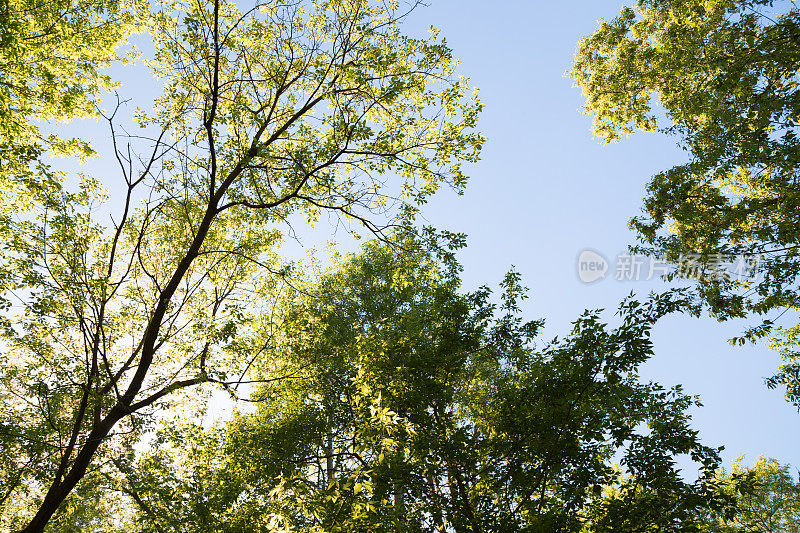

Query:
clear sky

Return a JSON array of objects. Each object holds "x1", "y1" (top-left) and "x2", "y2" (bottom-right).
[{"x1": 63, "y1": 0, "x2": 799, "y2": 473}]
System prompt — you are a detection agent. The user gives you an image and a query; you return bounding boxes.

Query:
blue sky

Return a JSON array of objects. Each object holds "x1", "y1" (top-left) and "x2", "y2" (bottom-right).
[{"x1": 62, "y1": 0, "x2": 799, "y2": 472}]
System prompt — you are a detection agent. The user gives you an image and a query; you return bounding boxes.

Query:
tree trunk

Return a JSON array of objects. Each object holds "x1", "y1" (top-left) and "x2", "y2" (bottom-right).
[{"x1": 20, "y1": 410, "x2": 123, "y2": 533}]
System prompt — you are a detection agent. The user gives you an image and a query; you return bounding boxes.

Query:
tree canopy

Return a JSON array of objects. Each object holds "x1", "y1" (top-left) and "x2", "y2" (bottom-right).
[
  {"x1": 0, "y1": 0, "x2": 137, "y2": 209},
  {"x1": 571, "y1": 0, "x2": 800, "y2": 405},
  {"x1": 1, "y1": 0, "x2": 798, "y2": 529},
  {"x1": 0, "y1": 0, "x2": 482, "y2": 529},
  {"x1": 110, "y1": 239, "x2": 728, "y2": 532},
  {"x1": 703, "y1": 456, "x2": 800, "y2": 532}
]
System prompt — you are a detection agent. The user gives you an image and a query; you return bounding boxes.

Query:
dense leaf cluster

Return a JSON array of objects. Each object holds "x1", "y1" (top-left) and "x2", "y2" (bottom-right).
[{"x1": 119, "y1": 240, "x2": 727, "y2": 532}]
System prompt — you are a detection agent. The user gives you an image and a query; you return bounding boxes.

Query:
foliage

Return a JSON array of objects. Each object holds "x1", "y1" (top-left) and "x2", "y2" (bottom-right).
[
  {"x1": 0, "y1": 0, "x2": 483, "y2": 529},
  {"x1": 122, "y1": 239, "x2": 726, "y2": 532},
  {"x1": 702, "y1": 456, "x2": 800, "y2": 532},
  {"x1": 0, "y1": 0, "x2": 138, "y2": 528},
  {"x1": 0, "y1": 0, "x2": 138, "y2": 215},
  {"x1": 571, "y1": 0, "x2": 800, "y2": 405}
]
